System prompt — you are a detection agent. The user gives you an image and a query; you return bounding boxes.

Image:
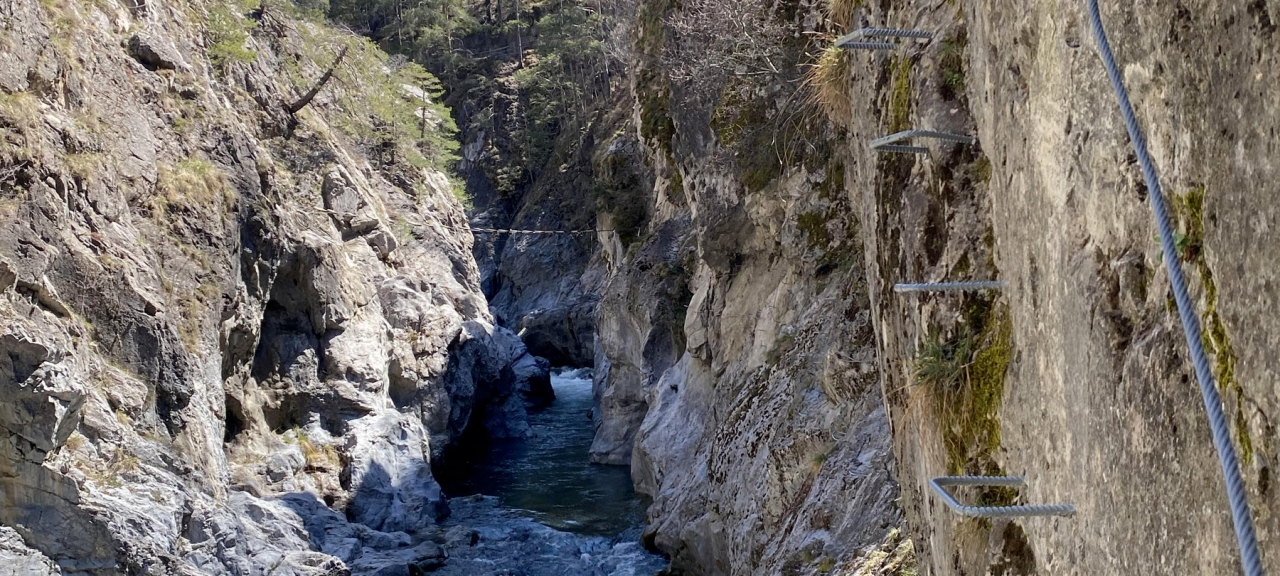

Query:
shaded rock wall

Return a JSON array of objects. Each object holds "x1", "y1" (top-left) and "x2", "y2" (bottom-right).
[
  {"x1": 465, "y1": 106, "x2": 616, "y2": 369},
  {"x1": 589, "y1": 0, "x2": 908, "y2": 573}
]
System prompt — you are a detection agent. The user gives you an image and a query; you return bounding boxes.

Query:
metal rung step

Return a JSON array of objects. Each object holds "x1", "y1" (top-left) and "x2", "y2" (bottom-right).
[
  {"x1": 839, "y1": 41, "x2": 897, "y2": 51},
  {"x1": 876, "y1": 145, "x2": 930, "y2": 154},
  {"x1": 871, "y1": 129, "x2": 974, "y2": 154},
  {"x1": 930, "y1": 476, "x2": 1075, "y2": 518},
  {"x1": 835, "y1": 27, "x2": 932, "y2": 50},
  {"x1": 859, "y1": 27, "x2": 934, "y2": 39},
  {"x1": 894, "y1": 281, "x2": 1006, "y2": 293}
]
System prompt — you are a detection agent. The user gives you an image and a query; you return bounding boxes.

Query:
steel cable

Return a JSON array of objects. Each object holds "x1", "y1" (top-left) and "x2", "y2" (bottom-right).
[{"x1": 1086, "y1": 1, "x2": 1265, "y2": 573}]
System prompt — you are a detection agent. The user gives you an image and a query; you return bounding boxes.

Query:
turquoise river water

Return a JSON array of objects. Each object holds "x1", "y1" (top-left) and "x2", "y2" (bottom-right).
[{"x1": 437, "y1": 368, "x2": 649, "y2": 536}]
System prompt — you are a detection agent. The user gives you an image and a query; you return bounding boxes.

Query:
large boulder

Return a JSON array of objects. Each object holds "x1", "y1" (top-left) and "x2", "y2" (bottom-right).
[
  {"x1": 515, "y1": 306, "x2": 596, "y2": 368},
  {"x1": 344, "y1": 412, "x2": 447, "y2": 533},
  {"x1": 0, "y1": 335, "x2": 83, "y2": 454},
  {"x1": 490, "y1": 326, "x2": 554, "y2": 409},
  {"x1": 184, "y1": 494, "x2": 350, "y2": 576},
  {"x1": 434, "y1": 321, "x2": 552, "y2": 445},
  {"x1": 126, "y1": 30, "x2": 189, "y2": 71}
]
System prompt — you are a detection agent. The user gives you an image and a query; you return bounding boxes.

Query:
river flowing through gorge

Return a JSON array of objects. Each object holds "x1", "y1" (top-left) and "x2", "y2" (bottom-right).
[{"x1": 432, "y1": 369, "x2": 667, "y2": 575}]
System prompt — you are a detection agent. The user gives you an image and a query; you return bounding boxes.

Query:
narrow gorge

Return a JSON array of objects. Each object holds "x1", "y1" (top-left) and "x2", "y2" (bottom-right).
[{"x1": 2, "y1": 0, "x2": 1280, "y2": 575}]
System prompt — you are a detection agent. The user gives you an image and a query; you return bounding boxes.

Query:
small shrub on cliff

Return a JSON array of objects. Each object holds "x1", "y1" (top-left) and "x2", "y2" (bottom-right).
[
  {"x1": 0, "y1": 93, "x2": 40, "y2": 170},
  {"x1": 914, "y1": 332, "x2": 973, "y2": 395},
  {"x1": 62, "y1": 152, "x2": 102, "y2": 183},
  {"x1": 206, "y1": 3, "x2": 258, "y2": 68},
  {"x1": 0, "y1": 92, "x2": 39, "y2": 130},
  {"x1": 156, "y1": 158, "x2": 232, "y2": 215},
  {"x1": 179, "y1": 281, "x2": 221, "y2": 351},
  {"x1": 296, "y1": 429, "x2": 342, "y2": 470},
  {"x1": 937, "y1": 31, "x2": 967, "y2": 101},
  {"x1": 38, "y1": 0, "x2": 79, "y2": 36},
  {"x1": 63, "y1": 432, "x2": 86, "y2": 452}
]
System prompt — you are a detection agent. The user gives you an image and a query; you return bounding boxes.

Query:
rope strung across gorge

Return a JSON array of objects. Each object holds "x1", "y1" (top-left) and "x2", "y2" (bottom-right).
[
  {"x1": 434, "y1": 223, "x2": 638, "y2": 237},
  {"x1": 1086, "y1": 2, "x2": 1266, "y2": 573},
  {"x1": 471, "y1": 228, "x2": 600, "y2": 235}
]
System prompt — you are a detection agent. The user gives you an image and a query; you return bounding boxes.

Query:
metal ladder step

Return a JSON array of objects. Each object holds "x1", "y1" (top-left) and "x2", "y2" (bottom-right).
[
  {"x1": 835, "y1": 27, "x2": 933, "y2": 50},
  {"x1": 930, "y1": 476, "x2": 1075, "y2": 518},
  {"x1": 894, "y1": 281, "x2": 1006, "y2": 293},
  {"x1": 837, "y1": 41, "x2": 897, "y2": 51},
  {"x1": 871, "y1": 130, "x2": 975, "y2": 153}
]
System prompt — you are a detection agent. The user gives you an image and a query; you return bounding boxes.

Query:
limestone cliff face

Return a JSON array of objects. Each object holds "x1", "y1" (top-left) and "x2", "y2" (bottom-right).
[
  {"x1": 589, "y1": 0, "x2": 908, "y2": 573},
  {"x1": 594, "y1": 0, "x2": 1280, "y2": 574},
  {"x1": 0, "y1": 0, "x2": 547, "y2": 573},
  {"x1": 844, "y1": 1, "x2": 1280, "y2": 574}
]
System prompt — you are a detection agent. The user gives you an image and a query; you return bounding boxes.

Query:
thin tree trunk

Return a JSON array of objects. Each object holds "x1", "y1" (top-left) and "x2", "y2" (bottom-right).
[
  {"x1": 420, "y1": 81, "x2": 428, "y2": 139},
  {"x1": 287, "y1": 46, "x2": 350, "y2": 115},
  {"x1": 514, "y1": 0, "x2": 523, "y2": 67}
]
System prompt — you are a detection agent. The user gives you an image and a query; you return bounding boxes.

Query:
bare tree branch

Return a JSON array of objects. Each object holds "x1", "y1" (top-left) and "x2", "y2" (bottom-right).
[
  {"x1": 0, "y1": 161, "x2": 29, "y2": 186},
  {"x1": 664, "y1": 0, "x2": 792, "y2": 92},
  {"x1": 286, "y1": 45, "x2": 350, "y2": 115}
]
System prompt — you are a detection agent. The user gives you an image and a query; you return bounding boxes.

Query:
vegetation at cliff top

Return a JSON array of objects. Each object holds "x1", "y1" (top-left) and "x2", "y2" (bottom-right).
[
  {"x1": 206, "y1": 1, "x2": 258, "y2": 67},
  {"x1": 322, "y1": 0, "x2": 616, "y2": 194},
  {"x1": 827, "y1": 0, "x2": 864, "y2": 30},
  {"x1": 189, "y1": 1, "x2": 466, "y2": 180}
]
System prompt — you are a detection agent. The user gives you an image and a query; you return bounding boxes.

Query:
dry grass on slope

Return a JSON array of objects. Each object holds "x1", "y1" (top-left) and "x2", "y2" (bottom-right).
[
  {"x1": 827, "y1": 0, "x2": 864, "y2": 31},
  {"x1": 805, "y1": 45, "x2": 853, "y2": 127}
]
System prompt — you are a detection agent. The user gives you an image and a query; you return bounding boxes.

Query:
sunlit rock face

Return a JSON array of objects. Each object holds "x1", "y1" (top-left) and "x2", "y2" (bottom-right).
[
  {"x1": 593, "y1": 0, "x2": 1280, "y2": 574},
  {"x1": 0, "y1": 0, "x2": 548, "y2": 573},
  {"x1": 838, "y1": 2, "x2": 1280, "y2": 575}
]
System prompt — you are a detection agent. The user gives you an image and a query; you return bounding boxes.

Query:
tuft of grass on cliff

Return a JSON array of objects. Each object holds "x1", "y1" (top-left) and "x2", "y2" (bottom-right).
[
  {"x1": 914, "y1": 300, "x2": 1013, "y2": 478},
  {"x1": 807, "y1": 45, "x2": 853, "y2": 127}
]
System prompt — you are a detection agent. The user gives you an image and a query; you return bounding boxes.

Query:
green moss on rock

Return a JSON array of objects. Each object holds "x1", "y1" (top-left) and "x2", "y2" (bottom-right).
[
  {"x1": 634, "y1": 0, "x2": 676, "y2": 159},
  {"x1": 638, "y1": 68, "x2": 675, "y2": 156},
  {"x1": 914, "y1": 301, "x2": 1012, "y2": 475},
  {"x1": 797, "y1": 211, "x2": 832, "y2": 250},
  {"x1": 1171, "y1": 184, "x2": 1252, "y2": 464},
  {"x1": 712, "y1": 81, "x2": 784, "y2": 193},
  {"x1": 888, "y1": 56, "x2": 913, "y2": 133},
  {"x1": 593, "y1": 140, "x2": 650, "y2": 248},
  {"x1": 972, "y1": 155, "x2": 992, "y2": 183},
  {"x1": 961, "y1": 307, "x2": 1012, "y2": 470}
]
